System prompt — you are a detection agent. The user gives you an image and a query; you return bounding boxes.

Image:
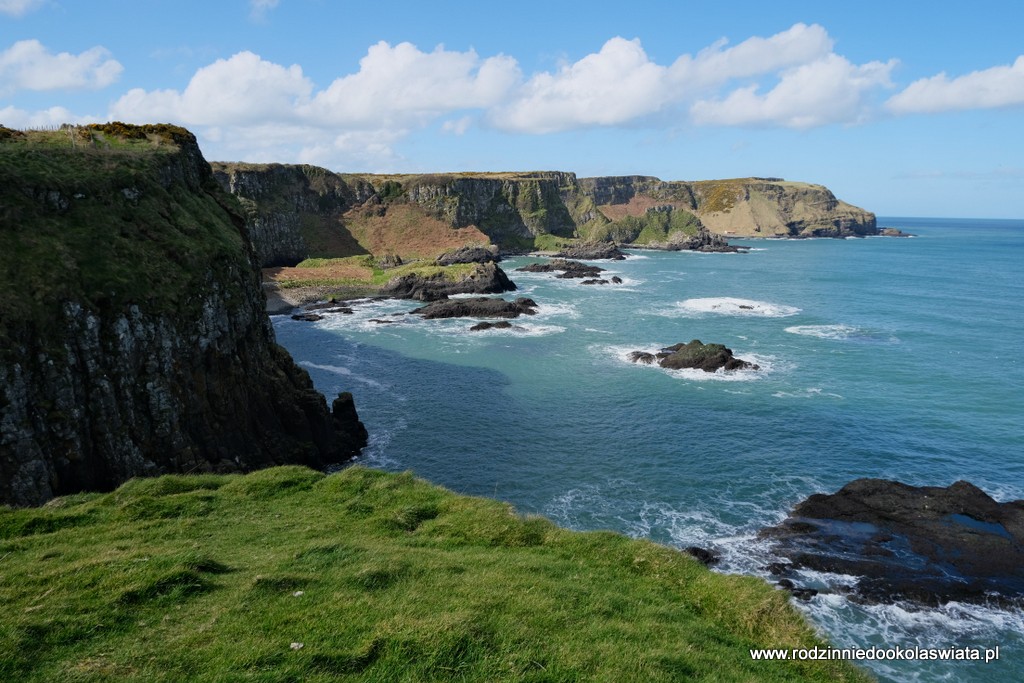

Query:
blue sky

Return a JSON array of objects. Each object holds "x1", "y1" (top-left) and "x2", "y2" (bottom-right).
[{"x1": 2, "y1": 0, "x2": 1023, "y2": 218}]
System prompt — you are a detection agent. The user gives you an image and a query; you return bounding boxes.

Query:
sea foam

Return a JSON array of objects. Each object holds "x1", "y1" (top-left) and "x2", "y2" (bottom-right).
[{"x1": 672, "y1": 297, "x2": 801, "y2": 318}]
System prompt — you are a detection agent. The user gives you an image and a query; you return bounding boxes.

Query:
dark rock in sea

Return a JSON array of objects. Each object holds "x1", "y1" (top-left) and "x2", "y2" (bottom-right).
[
  {"x1": 635, "y1": 228, "x2": 745, "y2": 254},
  {"x1": 410, "y1": 297, "x2": 539, "y2": 320},
  {"x1": 611, "y1": 276, "x2": 623, "y2": 284},
  {"x1": 553, "y1": 241, "x2": 626, "y2": 260},
  {"x1": 580, "y1": 279, "x2": 608, "y2": 285},
  {"x1": 469, "y1": 320, "x2": 515, "y2": 332},
  {"x1": 760, "y1": 478, "x2": 1024, "y2": 607},
  {"x1": 304, "y1": 302, "x2": 354, "y2": 315},
  {"x1": 879, "y1": 227, "x2": 916, "y2": 237},
  {"x1": 516, "y1": 259, "x2": 604, "y2": 279},
  {"x1": 435, "y1": 245, "x2": 500, "y2": 266},
  {"x1": 632, "y1": 340, "x2": 758, "y2": 373},
  {"x1": 379, "y1": 262, "x2": 516, "y2": 301},
  {"x1": 368, "y1": 319, "x2": 397, "y2": 325},
  {"x1": 775, "y1": 579, "x2": 818, "y2": 601},
  {"x1": 291, "y1": 313, "x2": 324, "y2": 322},
  {"x1": 683, "y1": 546, "x2": 721, "y2": 567}
]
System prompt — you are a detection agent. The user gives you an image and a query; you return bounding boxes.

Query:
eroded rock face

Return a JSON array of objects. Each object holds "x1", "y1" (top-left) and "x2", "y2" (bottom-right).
[
  {"x1": 409, "y1": 297, "x2": 538, "y2": 320},
  {"x1": 629, "y1": 341, "x2": 757, "y2": 373},
  {"x1": 1, "y1": 126, "x2": 367, "y2": 506},
  {"x1": 760, "y1": 479, "x2": 1024, "y2": 606}
]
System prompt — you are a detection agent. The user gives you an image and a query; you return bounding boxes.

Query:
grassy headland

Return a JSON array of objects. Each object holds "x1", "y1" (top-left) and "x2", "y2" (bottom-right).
[{"x1": 0, "y1": 466, "x2": 869, "y2": 682}]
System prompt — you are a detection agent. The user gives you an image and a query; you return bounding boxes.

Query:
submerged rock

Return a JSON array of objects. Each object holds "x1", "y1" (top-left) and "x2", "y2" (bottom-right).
[
  {"x1": 410, "y1": 297, "x2": 538, "y2": 320},
  {"x1": 760, "y1": 478, "x2": 1024, "y2": 607},
  {"x1": 469, "y1": 321, "x2": 515, "y2": 332}
]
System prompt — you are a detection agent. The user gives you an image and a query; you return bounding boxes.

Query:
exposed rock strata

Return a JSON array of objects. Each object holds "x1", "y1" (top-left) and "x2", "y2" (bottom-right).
[
  {"x1": 760, "y1": 478, "x2": 1024, "y2": 606},
  {"x1": 1, "y1": 125, "x2": 367, "y2": 506},
  {"x1": 212, "y1": 164, "x2": 876, "y2": 262}
]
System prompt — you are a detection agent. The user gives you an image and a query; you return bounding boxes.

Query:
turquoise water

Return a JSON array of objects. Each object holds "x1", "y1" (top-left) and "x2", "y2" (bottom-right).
[{"x1": 274, "y1": 218, "x2": 1024, "y2": 682}]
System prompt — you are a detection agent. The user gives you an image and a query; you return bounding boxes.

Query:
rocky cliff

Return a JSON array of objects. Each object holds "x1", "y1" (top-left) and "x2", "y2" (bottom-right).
[
  {"x1": 212, "y1": 164, "x2": 876, "y2": 265},
  {"x1": 0, "y1": 124, "x2": 367, "y2": 506}
]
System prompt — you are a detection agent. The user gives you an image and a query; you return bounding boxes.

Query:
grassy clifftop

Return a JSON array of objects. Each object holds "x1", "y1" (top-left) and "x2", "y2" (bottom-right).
[{"x1": 0, "y1": 466, "x2": 869, "y2": 682}]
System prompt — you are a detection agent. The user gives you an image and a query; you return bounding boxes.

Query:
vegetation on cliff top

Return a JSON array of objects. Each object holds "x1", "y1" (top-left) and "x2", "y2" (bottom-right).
[
  {"x1": 0, "y1": 466, "x2": 869, "y2": 682},
  {"x1": 0, "y1": 124, "x2": 248, "y2": 343},
  {"x1": 267, "y1": 256, "x2": 478, "y2": 289}
]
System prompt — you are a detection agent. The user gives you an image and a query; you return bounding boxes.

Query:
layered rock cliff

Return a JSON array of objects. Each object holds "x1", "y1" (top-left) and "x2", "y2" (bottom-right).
[
  {"x1": 0, "y1": 124, "x2": 367, "y2": 506},
  {"x1": 212, "y1": 164, "x2": 876, "y2": 265}
]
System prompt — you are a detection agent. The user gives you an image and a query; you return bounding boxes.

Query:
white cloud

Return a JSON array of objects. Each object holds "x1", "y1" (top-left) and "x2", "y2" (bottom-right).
[
  {"x1": 490, "y1": 37, "x2": 669, "y2": 133},
  {"x1": 0, "y1": 0, "x2": 44, "y2": 17},
  {"x1": 491, "y1": 23, "x2": 884, "y2": 133},
  {"x1": 0, "y1": 104, "x2": 95, "y2": 128},
  {"x1": 108, "y1": 43, "x2": 519, "y2": 169},
  {"x1": 0, "y1": 40, "x2": 123, "y2": 93},
  {"x1": 886, "y1": 56, "x2": 1024, "y2": 114},
  {"x1": 691, "y1": 55, "x2": 896, "y2": 128},
  {"x1": 302, "y1": 41, "x2": 520, "y2": 128},
  {"x1": 110, "y1": 51, "x2": 312, "y2": 125},
  {"x1": 249, "y1": 0, "x2": 279, "y2": 20},
  {"x1": 670, "y1": 22, "x2": 834, "y2": 87}
]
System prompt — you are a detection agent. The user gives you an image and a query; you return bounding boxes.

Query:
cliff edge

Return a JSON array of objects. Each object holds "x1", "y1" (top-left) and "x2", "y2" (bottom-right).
[
  {"x1": 0, "y1": 124, "x2": 367, "y2": 506},
  {"x1": 212, "y1": 165, "x2": 876, "y2": 265}
]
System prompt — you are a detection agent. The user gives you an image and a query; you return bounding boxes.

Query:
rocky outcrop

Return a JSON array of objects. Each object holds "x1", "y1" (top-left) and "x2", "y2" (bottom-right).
[
  {"x1": 435, "y1": 245, "x2": 500, "y2": 265},
  {"x1": 379, "y1": 262, "x2": 516, "y2": 301},
  {"x1": 630, "y1": 341, "x2": 758, "y2": 372},
  {"x1": 0, "y1": 124, "x2": 367, "y2": 507},
  {"x1": 760, "y1": 478, "x2": 1024, "y2": 607},
  {"x1": 409, "y1": 297, "x2": 538, "y2": 320},
  {"x1": 553, "y1": 242, "x2": 626, "y2": 260},
  {"x1": 515, "y1": 260, "x2": 605, "y2": 279}
]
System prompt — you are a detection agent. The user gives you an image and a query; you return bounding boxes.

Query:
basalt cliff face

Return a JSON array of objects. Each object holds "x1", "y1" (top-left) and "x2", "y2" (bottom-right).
[
  {"x1": 211, "y1": 165, "x2": 876, "y2": 265},
  {"x1": 0, "y1": 125, "x2": 366, "y2": 506}
]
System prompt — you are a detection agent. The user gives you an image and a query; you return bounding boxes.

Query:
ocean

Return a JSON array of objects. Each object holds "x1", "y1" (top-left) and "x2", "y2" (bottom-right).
[{"x1": 273, "y1": 217, "x2": 1024, "y2": 682}]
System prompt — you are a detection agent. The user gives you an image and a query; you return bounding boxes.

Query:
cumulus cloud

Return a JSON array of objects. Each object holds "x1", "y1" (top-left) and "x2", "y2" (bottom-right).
[
  {"x1": 0, "y1": 104, "x2": 95, "y2": 128},
  {"x1": 886, "y1": 56, "x2": 1024, "y2": 113},
  {"x1": 0, "y1": 40, "x2": 123, "y2": 93},
  {"x1": 0, "y1": 0, "x2": 44, "y2": 17},
  {"x1": 109, "y1": 42, "x2": 519, "y2": 168},
  {"x1": 110, "y1": 51, "x2": 312, "y2": 125},
  {"x1": 302, "y1": 41, "x2": 519, "y2": 128},
  {"x1": 691, "y1": 55, "x2": 896, "y2": 128},
  {"x1": 249, "y1": 0, "x2": 279, "y2": 20},
  {"x1": 491, "y1": 23, "x2": 888, "y2": 133},
  {"x1": 670, "y1": 22, "x2": 834, "y2": 87},
  {"x1": 490, "y1": 37, "x2": 669, "y2": 133}
]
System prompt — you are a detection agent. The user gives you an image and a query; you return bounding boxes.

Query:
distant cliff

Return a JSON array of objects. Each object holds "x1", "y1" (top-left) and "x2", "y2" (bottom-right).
[
  {"x1": 0, "y1": 124, "x2": 367, "y2": 506},
  {"x1": 212, "y1": 165, "x2": 876, "y2": 265}
]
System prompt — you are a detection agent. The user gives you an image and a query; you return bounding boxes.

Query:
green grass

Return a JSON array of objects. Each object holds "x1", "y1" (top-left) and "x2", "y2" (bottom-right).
[
  {"x1": 277, "y1": 257, "x2": 478, "y2": 289},
  {"x1": 0, "y1": 125, "x2": 249, "y2": 349},
  {"x1": 0, "y1": 466, "x2": 870, "y2": 682}
]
